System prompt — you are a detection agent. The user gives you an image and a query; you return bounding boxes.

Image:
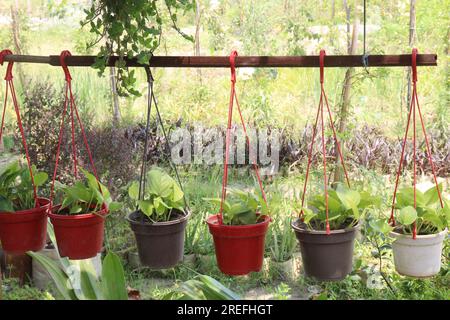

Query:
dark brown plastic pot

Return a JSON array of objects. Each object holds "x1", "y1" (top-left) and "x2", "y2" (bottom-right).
[
  {"x1": 291, "y1": 219, "x2": 359, "y2": 281},
  {"x1": 126, "y1": 210, "x2": 190, "y2": 269}
]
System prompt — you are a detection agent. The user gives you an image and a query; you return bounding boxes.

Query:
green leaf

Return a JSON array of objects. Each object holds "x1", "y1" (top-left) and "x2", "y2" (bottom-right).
[
  {"x1": 369, "y1": 218, "x2": 393, "y2": 234},
  {"x1": 128, "y1": 181, "x2": 140, "y2": 200},
  {"x1": 33, "y1": 172, "x2": 48, "y2": 187},
  {"x1": 138, "y1": 200, "x2": 153, "y2": 217},
  {"x1": 397, "y1": 206, "x2": 418, "y2": 226},
  {"x1": 27, "y1": 251, "x2": 77, "y2": 300},
  {"x1": 424, "y1": 184, "x2": 443, "y2": 206},
  {"x1": 336, "y1": 184, "x2": 361, "y2": 211},
  {"x1": 101, "y1": 252, "x2": 128, "y2": 300},
  {"x1": 422, "y1": 210, "x2": 444, "y2": 231},
  {"x1": 147, "y1": 169, "x2": 173, "y2": 198},
  {"x1": 76, "y1": 259, "x2": 103, "y2": 300},
  {"x1": 0, "y1": 195, "x2": 14, "y2": 212}
]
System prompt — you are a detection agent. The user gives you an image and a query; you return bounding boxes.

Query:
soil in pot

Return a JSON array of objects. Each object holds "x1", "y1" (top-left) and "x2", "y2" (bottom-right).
[
  {"x1": 206, "y1": 214, "x2": 270, "y2": 276},
  {"x1": 127, "y1": 210, "x2": 190, "y2": 269},
  {"x1": 291, "y1": 219, "x2": 359, "y2": 281},
  {"x1": 48, "y1": 206, "x2": 106, "y2": 260},
  {"x1": 390, "y1": 228, "x2": 447, "y2": 278},
  {"x1": 0, "y1": 198, "x2": 49, "y2": 254}
]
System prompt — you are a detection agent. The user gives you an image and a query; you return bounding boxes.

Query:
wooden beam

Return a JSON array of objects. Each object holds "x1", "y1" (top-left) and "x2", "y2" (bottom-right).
[{"x1": 0, "y1": 53, "x2": 437, "y2": 68}]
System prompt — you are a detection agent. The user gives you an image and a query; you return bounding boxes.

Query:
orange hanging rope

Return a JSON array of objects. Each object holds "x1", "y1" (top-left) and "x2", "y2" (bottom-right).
[
  {"x1": 389, "y1": 48, "x2": 444, "y2": 239},
  {"x1": 299, "y1": 50, "x2": 351, "y2": 235}
]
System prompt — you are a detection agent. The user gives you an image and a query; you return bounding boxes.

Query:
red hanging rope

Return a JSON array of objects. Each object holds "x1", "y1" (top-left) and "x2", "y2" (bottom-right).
[
  {"x1": 298, "y1": 50, "x2": 351, "y2": 235},
  {"x1": 0, "y1": 49, "x2": 40, "y2": 208},
  {"x1": 49, "y1": 50, "x2": 107, "y2": 212},
  {"x1": 389, "y1": 48, "x2": 443, "y2": 239},
  {"x1": 218, "y1": 50, "x2": 268, "y2": 225}
]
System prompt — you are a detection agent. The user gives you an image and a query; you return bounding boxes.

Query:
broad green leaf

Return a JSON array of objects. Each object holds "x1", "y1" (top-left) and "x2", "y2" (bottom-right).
[
  {"x1": 78, "y1": 260, "x2": 103, "y2": 300},
  {"x1": 33, "y1": 172, "x2": 48, "y2": 187},
  {"x1": 108, "y1": 201, "x2": 122, "y2": 212},
  {"x1": 69, "y1": 205, "x2": 83, "y2": 214},
  {"x1": 101, "y1": 252, "x2": 128, "y2": 300},
  {"x1": 27, "y1": 251, "x2": 77, "y2": 300},
  {"x1": 424, "y1": 183, "x2": 443, "y2": 206},
  {"x1": 397, "y1": 206, "x2": 418, "y2": 226},
  {"x1": 369, "y1": 218, "x2": 393, "y2": 234},
  {"x1": 336, "y1": 184, "x2": 361, "y2": 210},
  {"x1": 128, "y1": 181, "x2": 140, "y2": 200},
  {"x1": 138, "y1": 200, "x2": 153, "y2": 216},
  {"x1": 172, "y1": 183, "x2": 184, "y2": 202},
  {"x1": 147, "y1": 169, "x2": 173, "y2": 198},
  {"x1": 422, "y1": 211, "x2": 444, "y2": 231},
  {"x1": 195, "y1": 275, "x2": 241, "y2": 300}
]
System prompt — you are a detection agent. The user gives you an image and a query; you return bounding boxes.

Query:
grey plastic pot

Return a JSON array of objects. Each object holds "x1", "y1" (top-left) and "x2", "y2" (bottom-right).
[
  {"x1": 127, "y1": 210, "x2": 190, "y2": 269},
  {"x1": 291, "y1": 219, "x2": 359, "y2": 281},
  {"x1": 390, "y1": 228, "x2": 447, "y2": 278}
]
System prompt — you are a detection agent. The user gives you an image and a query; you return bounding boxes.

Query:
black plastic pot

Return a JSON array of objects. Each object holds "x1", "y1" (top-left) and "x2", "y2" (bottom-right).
[
  {"x1": 291, "y1": 219, "x2": 359, "y2": 281},
  {"x1": 126, "y1": 210, "x2": 190, "y2": 269}
]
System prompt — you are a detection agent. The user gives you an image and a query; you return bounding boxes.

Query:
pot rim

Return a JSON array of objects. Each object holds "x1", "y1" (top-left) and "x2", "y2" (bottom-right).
[
  {"x1": 206, "y1": 213, "x2": 270, "y2": 229},
  {"x1": 291, "y1": 218, "x2": 361, "y2": 235},
  {"x1": 0, "y1": 197, "x2": 50, "y2": 216},
  {"x1": 126, "y1": 208, "x2": 191, "y2": 226},
  {"x1": 389, "y1": 227, "x2": 448, "y2": 240},
  {"x1": 48, "y1": 206, "x2": 108, "y2": 220}
]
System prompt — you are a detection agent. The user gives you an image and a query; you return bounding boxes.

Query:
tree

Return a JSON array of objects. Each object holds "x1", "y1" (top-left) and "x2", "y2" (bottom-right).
[
  {"x1": 82, "y1": 0, "x2": 194, "y2": 97},
  {"x1": 333, "y1": 1, "x2": 359, "y2": 184}
]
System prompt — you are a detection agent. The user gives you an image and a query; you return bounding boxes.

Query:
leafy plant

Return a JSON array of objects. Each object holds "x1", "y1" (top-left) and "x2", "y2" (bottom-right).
[
  {"x1": 204, "y1": 188, "x2": 268, "y2": 226},
  {"x1": 54, "y1": 167, "x2": 121, "y2": 215},
  {"x1": 0, "y1": 160, "x2": 48, "y2": 212},
  {"x1": 128, "y1": 167, "x2": 185, "y2": 222},
  {"x1": 81, "y1": 0, "x2": 194, "y2": 96},
  {"x1": 301, "y1": 183, "x2": 380, "y2": 230},
  {"x1": 28, "y1": 222, "x2": 128, "y2": 300},
  {"x1": 165, "y1": 275, "x2": 241, "y2": 300},
  {"x1": 370, "y1": 183, "x2": 450, "y2": 236}
]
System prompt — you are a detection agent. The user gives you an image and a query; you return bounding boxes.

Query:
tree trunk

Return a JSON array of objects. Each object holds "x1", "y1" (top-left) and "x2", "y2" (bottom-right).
[
  {"x1": 109, "y1": 67, "x2": 121, "y2": 124},
  {"x1": 194, "y1": 0, "x2": 202, "y2": 82},
  {"x1": 10, "y1": 5, "x2": 26, "y2": 87},
  {"x1": 333, "y1": 17, "x2": 359, "y2": 184},
  {"x1": 406, "y1": 0, "x2": 416, "y2": 111}
]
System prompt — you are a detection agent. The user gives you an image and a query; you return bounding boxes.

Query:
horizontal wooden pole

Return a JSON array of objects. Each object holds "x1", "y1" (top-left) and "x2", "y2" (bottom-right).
[{"x1": 1, "y1": 53, "x2": 437, "y2": 68}]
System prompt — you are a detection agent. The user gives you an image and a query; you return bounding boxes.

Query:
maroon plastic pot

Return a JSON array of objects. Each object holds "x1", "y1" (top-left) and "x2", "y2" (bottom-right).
[
  {"x1": 127, "y1": 210, "x2": 190, "y2": 269},
  {"x1": 0, "y1": 198, "x2": 49, "y2": 254},
  {"x1": 48, "y1": 206, "x2": 106, "y2": 260},
  {"x1": 291, "y1": 218, "x2": 359, "y2": 281},
  {"x1": 207, "y1": 214, "x2": 270, "y2": 276}
]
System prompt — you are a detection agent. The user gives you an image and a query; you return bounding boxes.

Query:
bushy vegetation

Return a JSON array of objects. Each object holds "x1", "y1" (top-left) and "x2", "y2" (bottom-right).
[{"x1": 0, "y1": 0, "x2": 448, "y2": 301}]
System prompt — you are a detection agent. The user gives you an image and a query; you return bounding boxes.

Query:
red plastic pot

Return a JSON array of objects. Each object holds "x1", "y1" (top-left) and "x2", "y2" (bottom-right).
[
  {"x1": 0, "y1": 198, "x2": 49, "y2": 254},
  {"x1": 206, "y1": 214, "x2": 270, "y2": 276},
  {"x1": 48, "y1": 206, "x2": 106, "y2": 260}
]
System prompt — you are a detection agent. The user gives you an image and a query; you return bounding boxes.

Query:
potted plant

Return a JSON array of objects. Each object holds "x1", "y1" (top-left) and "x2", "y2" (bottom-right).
[
  {"x1": 291, "y1": 183, "x2": 379, "y2": 281},
  {"x1": 0, "y1": 160, "x2": 49, "y2": 254},
  {"x1": 126, "y1": 167, "x2": 190, "y2": 269},
  {"x1": 205, "y1": 188, "x2": 270, "y2": 276},
  {"x1": 371, "y1": 183, "x2": 449, "y2": 277},
  {"x1": 48, "y1": 168, "x2": 120, "y2": 260}
]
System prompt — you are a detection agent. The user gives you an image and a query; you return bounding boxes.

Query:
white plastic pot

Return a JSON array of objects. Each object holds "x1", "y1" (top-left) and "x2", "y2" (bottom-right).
[{"x1": 390, "y1": 228, "x2": 447, "y2": 278}]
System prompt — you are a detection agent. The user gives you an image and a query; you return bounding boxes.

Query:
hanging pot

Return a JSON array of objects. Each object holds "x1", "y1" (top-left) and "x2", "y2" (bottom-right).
[
  {"x1": 390, "y1": 228, "x2": 447, "y2": 278},
  {"x1": 291, "y1": 218, "x2": 359, "y2": 281},
  {"x1": 207, "y1": 214, "x2": 270, "y2": 276},
  {"x1": 48, "y1": 206, "x2": 106, "y2": 260},
  {"x1": 0, "y1": 198, "x2": 49, "y2": 254},
  {"x1": 127, "y1": 210, "x2": 190, "y2": 269}
]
